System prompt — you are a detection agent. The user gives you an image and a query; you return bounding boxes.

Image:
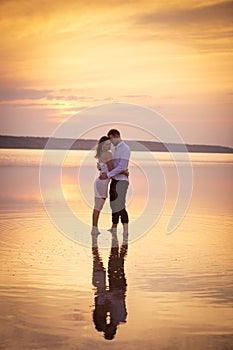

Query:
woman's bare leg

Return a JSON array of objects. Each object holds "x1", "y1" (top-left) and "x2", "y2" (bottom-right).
[
  {"x1": 92, "y1": 209, "x2": 100, "y2": 227},
  {"x1": 92, "y1": 197, "x2": 105, "y2": 229}
]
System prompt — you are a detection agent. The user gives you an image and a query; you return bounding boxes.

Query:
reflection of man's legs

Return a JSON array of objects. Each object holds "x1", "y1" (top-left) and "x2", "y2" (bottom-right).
[
  {"x1": 108, "y1": 233, "x2": 128, "y2": 289},
  {"x1": 110, "y1": 179, "x2": 129, "y2": 234},
  {"x1": 106, "y1": 232, "x2": 127, "y2": 338}
]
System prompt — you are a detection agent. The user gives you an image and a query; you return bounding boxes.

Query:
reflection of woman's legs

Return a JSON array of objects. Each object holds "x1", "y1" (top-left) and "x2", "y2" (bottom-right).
[
  {"x1": 92, "y1": 238, "x2": 107, "y2": 333},
  {"x1": 92, "y1": 197, "x2": 106, "y2": 228}
]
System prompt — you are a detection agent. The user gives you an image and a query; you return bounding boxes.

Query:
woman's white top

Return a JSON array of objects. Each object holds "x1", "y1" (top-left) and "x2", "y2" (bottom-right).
[{"x1": 94, "y1": 162, "x2": 110, "y2": 198}]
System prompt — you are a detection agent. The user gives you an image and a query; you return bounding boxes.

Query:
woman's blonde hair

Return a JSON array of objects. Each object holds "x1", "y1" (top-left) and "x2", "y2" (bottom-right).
[{"x1": 95, "y1": 136, "x2": 110, "y2": 159}]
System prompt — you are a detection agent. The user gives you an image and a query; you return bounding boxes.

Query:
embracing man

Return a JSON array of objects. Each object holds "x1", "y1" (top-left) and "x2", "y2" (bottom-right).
[{"x1": 99, "y1": 129, "x2": 131, "y2": 237}]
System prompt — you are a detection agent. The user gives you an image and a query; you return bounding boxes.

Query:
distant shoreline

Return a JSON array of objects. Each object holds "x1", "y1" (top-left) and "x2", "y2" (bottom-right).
[{"x1": 0, "y1": 135, "x2": 232, "y2": 153}]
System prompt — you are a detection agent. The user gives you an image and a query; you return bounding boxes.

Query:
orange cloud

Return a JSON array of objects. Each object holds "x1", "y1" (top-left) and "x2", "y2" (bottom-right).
[{"x1": 0, "y1": 1, "x2": 232, "y2": 146}]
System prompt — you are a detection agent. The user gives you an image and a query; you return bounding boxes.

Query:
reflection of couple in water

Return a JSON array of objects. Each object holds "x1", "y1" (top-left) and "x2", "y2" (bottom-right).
[
  {"x1": 91, "y1": 128, "x2": 130, "y2": 339},
  {"x1": 92, "y1": 231, "x2": 128, "y2": 340}
]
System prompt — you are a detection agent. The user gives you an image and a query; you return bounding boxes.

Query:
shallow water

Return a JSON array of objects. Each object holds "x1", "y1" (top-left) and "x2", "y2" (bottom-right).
[{"x1": 0, "y1": 149, "x2": 233, "y2": 349}]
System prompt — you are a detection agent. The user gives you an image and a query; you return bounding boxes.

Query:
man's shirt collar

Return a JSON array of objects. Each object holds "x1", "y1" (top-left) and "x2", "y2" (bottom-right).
[{"x1": 115, "y1": 140, "x2": 123, "y2": 148}]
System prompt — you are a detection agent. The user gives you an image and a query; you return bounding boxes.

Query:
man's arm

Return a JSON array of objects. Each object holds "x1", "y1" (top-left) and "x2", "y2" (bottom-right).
[
  {"x1": 106, "y1": 158, "x2": 128, "y2": 178},
  {"x1": 107, "y1": 148, "x2": 130, "y2": 178}
]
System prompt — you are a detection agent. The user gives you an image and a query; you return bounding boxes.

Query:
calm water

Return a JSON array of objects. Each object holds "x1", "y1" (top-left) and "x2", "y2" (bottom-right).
[{"x1": 0, "y1": 149, "x2": 233, "y2": 350}]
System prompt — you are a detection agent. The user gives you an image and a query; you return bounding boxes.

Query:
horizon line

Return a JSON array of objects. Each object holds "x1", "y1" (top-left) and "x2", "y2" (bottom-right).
[{"x1": 0, "y1": 134, "x2": 233, "y2": 151}]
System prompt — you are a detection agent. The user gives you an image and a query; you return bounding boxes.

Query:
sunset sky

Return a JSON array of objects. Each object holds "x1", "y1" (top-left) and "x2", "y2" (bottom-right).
[{"x1": 0, "y1": 0, "x2": 232, "y2": 146}]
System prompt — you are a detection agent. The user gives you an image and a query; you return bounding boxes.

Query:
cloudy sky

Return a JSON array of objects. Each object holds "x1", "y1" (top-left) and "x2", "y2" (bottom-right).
[{"x1": 0, "y1": 0, "x2": 232, "y2": 146}]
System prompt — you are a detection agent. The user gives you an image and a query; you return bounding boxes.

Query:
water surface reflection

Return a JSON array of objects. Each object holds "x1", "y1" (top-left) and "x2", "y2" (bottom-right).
[{"x1": 92, "y1": 233, "x2": 128, "y2": 340}]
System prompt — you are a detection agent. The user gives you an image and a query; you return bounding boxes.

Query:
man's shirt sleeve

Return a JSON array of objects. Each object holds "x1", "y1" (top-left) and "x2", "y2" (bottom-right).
[{"x1": 107, "y1": 147, "x2": 130, "y2": 178}]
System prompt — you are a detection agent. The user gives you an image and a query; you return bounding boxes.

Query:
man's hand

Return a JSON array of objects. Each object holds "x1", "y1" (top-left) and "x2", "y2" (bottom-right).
[{"x1": 99, "y1": 173, "x2": 108, "y2": 180}]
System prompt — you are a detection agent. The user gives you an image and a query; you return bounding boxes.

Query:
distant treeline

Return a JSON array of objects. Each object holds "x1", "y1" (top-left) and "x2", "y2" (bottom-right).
[{"x1": 0, "y1": 135, "x2": 232, "y2": 153}]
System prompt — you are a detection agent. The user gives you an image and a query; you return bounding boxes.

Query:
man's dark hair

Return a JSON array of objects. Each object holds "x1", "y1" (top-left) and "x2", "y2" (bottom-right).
[{"x1": 107, "y1": 129, "x2": 120, "y2": 137}]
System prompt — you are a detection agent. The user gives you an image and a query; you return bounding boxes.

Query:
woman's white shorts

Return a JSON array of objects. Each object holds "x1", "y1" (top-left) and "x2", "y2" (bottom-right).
[{"x1": 94, "y1": 178, "x2": 110, "y2": 198}]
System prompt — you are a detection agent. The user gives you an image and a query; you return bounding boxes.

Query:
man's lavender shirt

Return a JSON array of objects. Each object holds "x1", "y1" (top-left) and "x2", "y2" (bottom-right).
[{"x1": 107, "y1": 141, "x2": 130, "y2": 181}]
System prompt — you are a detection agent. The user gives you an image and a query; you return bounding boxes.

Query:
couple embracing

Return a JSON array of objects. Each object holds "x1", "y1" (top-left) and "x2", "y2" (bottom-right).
[{"x1": 92, "y1": 129, "x2": 131, "y2": 238}]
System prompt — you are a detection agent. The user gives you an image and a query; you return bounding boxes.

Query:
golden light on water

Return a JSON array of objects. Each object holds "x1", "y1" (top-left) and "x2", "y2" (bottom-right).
[{"x1": 0, "y1": 149, "x2": 233, "y2": 348}]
